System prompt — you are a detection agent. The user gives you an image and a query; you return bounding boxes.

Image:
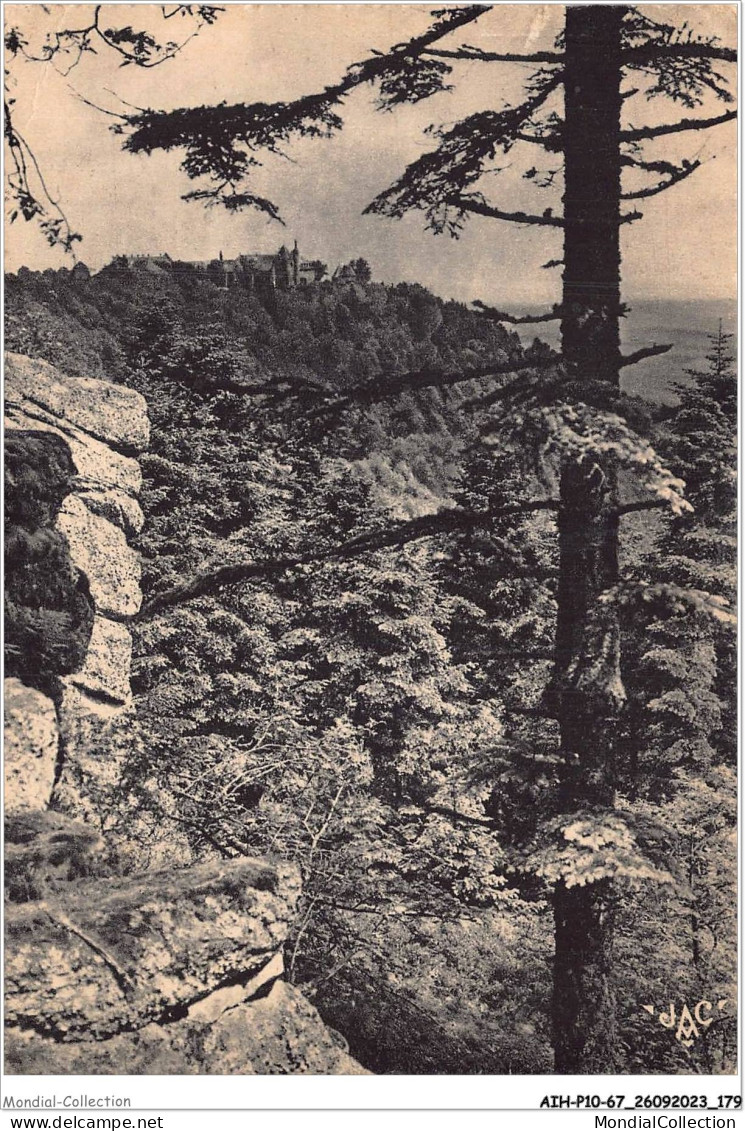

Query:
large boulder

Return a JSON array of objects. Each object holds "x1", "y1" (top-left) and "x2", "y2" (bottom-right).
[
  {"x1": 4, "y1": 679, "x2": 59, "y2": 812},
  {"x1": 5, "y1": 406, "x2": 143, "y2": 498},
  {"x1": 68, "y1": 617, "x2": 133, "y2": 705},
  {"x1": 5, "y1": 981, "x2": 368, "y2": 1075},
  {"x1": 5, "y1": 353, "x2": 149, "y2": 453},
  {"x1": 5, "y1": 857, "x2": 301, "y2": 1041},
  {"x1": 57, "y1": 496, "x2": 141, "y2": 619},
  {"x1": 198, "y1": 980, "x2": 368, "y2": 1074}
]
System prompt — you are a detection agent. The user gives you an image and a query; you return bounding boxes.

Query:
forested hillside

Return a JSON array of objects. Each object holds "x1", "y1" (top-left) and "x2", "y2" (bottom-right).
[{"x1": 4, "y1": 264, "x2": 736, "y2": 1073}]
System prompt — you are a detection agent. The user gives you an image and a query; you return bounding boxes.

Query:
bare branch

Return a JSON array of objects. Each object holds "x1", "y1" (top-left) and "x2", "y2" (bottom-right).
[
  {"x1": 90, "y1": 3, "x2": 219, "y2": 68},
  {"x1": 423, "y1": 40, "x2": 736, "y2": 68},
  {"x1": 297, "y1": 354, "x2": 562, "y2": 419},
  {"x1": 621, "y1": 154, "x2": 684, "y2": 175},
  {"x1": 621, "y1": 109, "x2": 736, "y2": 142},
  {"x1": 514, "y1": 130, "x2": 563, "y2": 152},
  {"x1": 461, "y1": 366, "x2": 562, "y2": 413},
  {"x1": 622, "y1": 43, "x2": 736, "y2": 66},
  {"x1": 4, "y1": 103, "x2": 82, "y2": 252},
  {"x1": 621, "y1": 158, "x2": 702, "y2": 200},
  {"x1": 619, "y1": 343, "x2": 674, "y2": 368},
  {"x1": 473, "y1": 300, "x2": 563, "y2": 325},
  {"x1": 616, "y1": 500, "x2": 668, "y2": 516},
  {"x1": 43, "y1": 909, "x2": 134, "y2": 995},
  {"x1": 451, "y1": 196, "x2": 642, "y2": 227},
  {"x1": 447, "y1": 196, "x2": 564, "y2": 227},
  {"x1": 139, "y1": 499, "x2": 559, "y2": 618},
  {"x1": 423, "y1": 47, "x2": 564, "y2": 65},
  {"x1": 67, "y1": 86, "x2": 129, "y2": 120},
  {"x1": 421, "y1": 803, "x2": 497, "y2": 829}
]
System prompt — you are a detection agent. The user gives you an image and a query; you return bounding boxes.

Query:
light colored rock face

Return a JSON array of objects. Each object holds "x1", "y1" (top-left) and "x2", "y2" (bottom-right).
[
  {"x1": 5, "y1": 858, "x2": 302, "y2": 1041},
  {"x1": 5, "y1": 352, "x2": 149, "y2": 453},
  {"x1": 5, "y1": 981, "x2": 368, "y2": 1076},
  {"x1": 68, "y1": 617, "x2": 133, "y2": 704},
  {"x1": 4, "y1": 679, "x2": 59, "y2": 813},
  {"x1": 51, "y1": 685, "x2": 134, "y2": 828},
  {"x1": 5, "y1": 352, "x2": 146, "y2": 830},
  {"x1": 4, "y1": 407, "x2": 143, "y2": 497},
  {"x1": 57, "y1": 496, "x2": 141, "y2": 619},
  {"x1": 77, "y1": 487, "x2": 145, "y2": 537}
]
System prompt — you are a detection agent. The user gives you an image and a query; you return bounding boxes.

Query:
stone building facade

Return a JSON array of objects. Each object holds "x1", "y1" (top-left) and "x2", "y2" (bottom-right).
[{"x1": 124, "y1": 242, "x2": 327, "y2": 291}]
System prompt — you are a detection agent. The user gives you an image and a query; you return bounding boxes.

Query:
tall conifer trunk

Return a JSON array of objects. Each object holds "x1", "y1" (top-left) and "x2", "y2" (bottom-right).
[{"x1": 552, "y1": 5, "x2": 626, "y2": 1073}]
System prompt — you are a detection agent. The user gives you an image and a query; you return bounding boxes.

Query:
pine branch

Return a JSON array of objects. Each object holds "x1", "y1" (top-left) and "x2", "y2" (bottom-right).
[
  {"x1": 621, "y1": 159, "x2": 702, "y2": 199},
  {"x1": 622, "y1": 43, "x2": 736, "y2": 66},
  {"x1": 364, "y1": 71, "x2": 563, "y2": 231},
  {"x1": 139, "y1": 499, "x2": 559, "y2": 617},
  {"x1": 619, "y1": 343, "x2": 674, "y2": 368},
  {"x1": 123, "y1": 4, "x2": 490, "y2": 212},
  {"x1": 421, "y1": 803, "x2": 497, "y2": 829},
  {"x1": 447, "y1": 196, "x2": 563, "y2": 227},
  {"x1": 423, "y1": 47, "x2": 564, "y2": 65},
  {"x1": 473, "y1": 300, "x2": 563, "y2": 324},
  {"x1": 621, "y1": 109, "x2": 736, "y2": 142},
  {"x1": 616, "y1": 500, "x2": 668, "y2": 516},
  {"x1": 300, "y1": 354, "x2": 561, "y2": 419}
]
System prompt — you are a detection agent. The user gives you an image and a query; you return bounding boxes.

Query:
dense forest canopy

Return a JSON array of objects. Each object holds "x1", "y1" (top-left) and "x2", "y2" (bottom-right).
[{"x1": 4, "y1": 258, "x2": 736, "y2": 1074}]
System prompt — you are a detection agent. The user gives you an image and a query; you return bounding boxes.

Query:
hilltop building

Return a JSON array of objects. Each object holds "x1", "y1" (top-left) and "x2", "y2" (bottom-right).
[{"x1": 121, "y1": 243, "x2": 327, "y2": 290}]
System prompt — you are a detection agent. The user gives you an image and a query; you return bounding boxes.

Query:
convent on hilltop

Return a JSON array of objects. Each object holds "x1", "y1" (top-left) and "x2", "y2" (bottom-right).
[{"x1": 123, "y1": 242, "x2": 328, "y2": 290}]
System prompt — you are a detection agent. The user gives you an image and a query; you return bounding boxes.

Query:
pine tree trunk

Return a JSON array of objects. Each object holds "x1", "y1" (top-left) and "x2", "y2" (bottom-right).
[{"x1": 552, "y1": 5, "x2": 626, "y2": 1074}]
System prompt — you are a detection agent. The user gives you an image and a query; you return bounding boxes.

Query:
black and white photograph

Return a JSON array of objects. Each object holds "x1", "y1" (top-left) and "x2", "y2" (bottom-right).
[{"x1": 2, "y1": 0, "x2": 738, "y2": 1103}]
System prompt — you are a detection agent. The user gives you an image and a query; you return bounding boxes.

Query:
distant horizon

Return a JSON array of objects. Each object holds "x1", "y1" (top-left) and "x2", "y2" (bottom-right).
[
  {"x1": 3, "y1": 5, "x2": 736, "y2": 308},
  {"x1": 4, "y1": 257, "x2": 737, "y2": 312}
]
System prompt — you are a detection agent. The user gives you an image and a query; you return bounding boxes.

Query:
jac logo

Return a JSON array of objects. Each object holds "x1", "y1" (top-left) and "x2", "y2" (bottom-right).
[{"x1": 642, "y1": 999, "x2": 728, "y2": 1047}]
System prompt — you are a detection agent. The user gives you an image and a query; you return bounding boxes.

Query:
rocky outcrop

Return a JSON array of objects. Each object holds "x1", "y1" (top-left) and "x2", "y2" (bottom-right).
[
  {"x1": 6, "y1": 858, "x2": 301, "y2": 1040},
  {"x1": 57, "y1": 496, "x2": 142, "y2": 621},
  {"x1": 5, "y1": 352, "x2": 148, "y2": 817},
  {"x1": 4, "y1": 680, "x2": 59, "y2": 813},
  {"x1": 4, "y1": 834, "x2": 365, "y2": 1074},
  {"x1": 5, "y1": 980, "x2": 366, "y2": 1076},
  {"x1": 4, "y1": 354, "x2": 366, "y2": 1076},
  {"x1": 4, "y1": 354, "x2": 149, "y2": 452}
]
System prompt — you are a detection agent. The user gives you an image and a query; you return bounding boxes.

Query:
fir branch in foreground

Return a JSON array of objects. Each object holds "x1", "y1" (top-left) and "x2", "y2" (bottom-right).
[
  {"x1": 120, "y1": 5, "x2": 490, "y2": 214},
  {"x1": 139, "y1": 499, "x2": 560, "y2": 617}
]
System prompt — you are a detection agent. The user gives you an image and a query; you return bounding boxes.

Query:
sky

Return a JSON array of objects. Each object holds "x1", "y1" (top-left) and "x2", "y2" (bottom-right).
[{"x1": 3, "y1": 2, "x2": 737, "y2": 306}]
